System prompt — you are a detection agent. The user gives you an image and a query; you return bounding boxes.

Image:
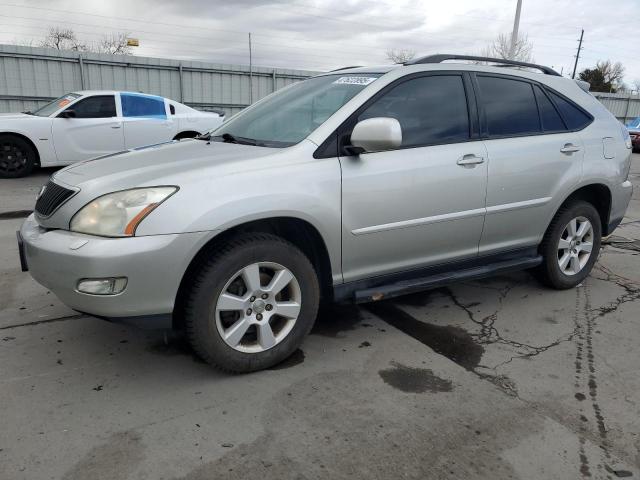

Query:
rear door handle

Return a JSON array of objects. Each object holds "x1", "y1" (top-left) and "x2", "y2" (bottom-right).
[
  {"x1": 110, "y1": 124, "x2": 122, "y2": 129},
  {"x1": 560, "y1": 143, "x2": 580, "y2": 154},
  {"x1": 457, "y1": 154, "x2": 485, "y2": 167}
]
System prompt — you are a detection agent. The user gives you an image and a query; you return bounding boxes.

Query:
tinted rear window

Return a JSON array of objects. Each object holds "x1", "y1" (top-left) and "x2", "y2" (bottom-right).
[
  {"x1": 546, "y1": 90, "x2": 592, "y2": 130},
  {"x1": 533, "y1": 85, "x2": 566, "y2": 132},
  {"x1": 358, "y1": 75, "x2": 469, "y2": 147},
  {"x1": 478, "y1": 76, "x2": 540, "y2": 136},
  {"x1": 121, "y1": 93, "x2": 166, "y2": 118}
]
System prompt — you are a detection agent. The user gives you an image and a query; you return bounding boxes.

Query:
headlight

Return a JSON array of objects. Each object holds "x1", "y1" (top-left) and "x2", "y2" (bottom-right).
[{"x1": 70, "y1": 186, "x2": 178, "y2": 237}]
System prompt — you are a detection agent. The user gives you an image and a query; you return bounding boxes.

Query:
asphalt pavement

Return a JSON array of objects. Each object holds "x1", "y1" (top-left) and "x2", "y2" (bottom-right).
[{"x1": 1, "y1": 158, "x2": 639, "y2": 479}]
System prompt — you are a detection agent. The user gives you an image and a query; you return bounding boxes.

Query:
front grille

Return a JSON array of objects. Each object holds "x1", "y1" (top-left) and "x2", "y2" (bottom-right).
[{"x1": 35, "y1": 181, "x2": 75, "y2": 217}]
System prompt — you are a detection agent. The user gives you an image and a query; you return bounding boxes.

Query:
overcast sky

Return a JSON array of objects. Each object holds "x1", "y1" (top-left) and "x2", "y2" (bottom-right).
[{"x1": 1, "y1": 0, "x2": 638, "y2": 84}]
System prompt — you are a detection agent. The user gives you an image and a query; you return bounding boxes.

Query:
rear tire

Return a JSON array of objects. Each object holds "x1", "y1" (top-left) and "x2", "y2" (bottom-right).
[
  {"x1": 537, "y1": 201, "x2": 601, "y2": 289},
  {"x1": 184, "y1": 233, "x2": 320, "y2": 373},
  {"x1": 0, "y1": 134, "x2": 37, "y2": 178}
]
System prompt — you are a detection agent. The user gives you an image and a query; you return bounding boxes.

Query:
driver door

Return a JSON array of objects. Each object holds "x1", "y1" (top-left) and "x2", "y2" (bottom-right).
[{"x1": 52, "y1": 95, "x2": 124, "y2": 163}]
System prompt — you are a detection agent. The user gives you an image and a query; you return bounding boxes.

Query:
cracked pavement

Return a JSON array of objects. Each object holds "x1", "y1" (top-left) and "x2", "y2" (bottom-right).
[{"x1": 1, "y1": 157, "x2": 639, "y2": 479}]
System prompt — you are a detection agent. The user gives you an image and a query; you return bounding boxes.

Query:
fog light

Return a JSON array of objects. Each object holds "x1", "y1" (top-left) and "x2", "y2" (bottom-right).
[{"x1": 77, "y1": 277, "x2": 127, "y2": 295}]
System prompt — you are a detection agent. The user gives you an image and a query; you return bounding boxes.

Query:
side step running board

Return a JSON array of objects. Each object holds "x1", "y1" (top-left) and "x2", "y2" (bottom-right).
[{"x1": 353, "y1": 256, "x2": 542, "y2": 303}]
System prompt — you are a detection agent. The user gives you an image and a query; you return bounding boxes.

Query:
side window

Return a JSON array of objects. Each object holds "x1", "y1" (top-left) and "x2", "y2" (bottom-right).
[
  {"x1": 546, "y1": 90, "x2": 592, "y2": 130},
  {"x1": 477, "y1": 76, "x2": 540, "y2": 136},
  {"x1": 121, "y1": 94, "x2": 167, "y2": 119},
  {"x1": 65, "y1": 95, "x2": 116, "y2": 118},
  {"x1": 533, "y1": 85, "x2": 566, "y2": 132},
  {"x1": 169, "y1": 104, "x2": 176, "y2": 115},
  {"x1": 357, "y1": 75, "x2": 469, "y2": 148}
]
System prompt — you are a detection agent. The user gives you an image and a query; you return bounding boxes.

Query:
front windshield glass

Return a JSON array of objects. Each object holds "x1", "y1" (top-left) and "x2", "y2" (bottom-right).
[
  {"x1": 31, "y1": 93, "x2": 81, "y2": 117},
  {"x1": 209, "y1": 74, "x2": 382, "y2": 147},
  {"x1": 626, "y1": 117, "x2": 640, "y2": 129}
]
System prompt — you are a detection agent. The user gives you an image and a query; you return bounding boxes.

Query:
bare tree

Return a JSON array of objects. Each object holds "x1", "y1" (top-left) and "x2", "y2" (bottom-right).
[
  {"x1": 632, "y1": 79, "x2": 640, "y2": 94},
  {"x1": 39, "y1": 27, "x2": 87, "y2": 51},
  {"x1": 596, "y1": 60, "x2": 625, "y2": 90},
  {"x1": 39, "y1": 27, "x2": 132, "y2": 55},
  {"x1": 386, "y1": 48, "x2": 416, "y2": 64},
  {"x1": 98, "y1": 33, "x2": 133, "y2": 55},
  {"x1": 481, "y1": 32, "x2": 533, "y2": 63}
]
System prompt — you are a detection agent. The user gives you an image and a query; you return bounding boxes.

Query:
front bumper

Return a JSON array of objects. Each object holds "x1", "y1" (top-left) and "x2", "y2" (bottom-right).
[{"x1": 20, "y1": 215, "x2": 211, "y2": 320}]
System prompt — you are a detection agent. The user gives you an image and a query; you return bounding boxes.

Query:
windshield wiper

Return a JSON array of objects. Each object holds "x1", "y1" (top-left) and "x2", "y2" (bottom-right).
[
  {"x1": 22, "y1": 111, "x2": 33, "y2": 115},
  {"x1": 195, "y1": 132, "x2": 211, "y2": 141},
  {"x1": 208, "y1": 133, "x2": 261, "y2": 146}
]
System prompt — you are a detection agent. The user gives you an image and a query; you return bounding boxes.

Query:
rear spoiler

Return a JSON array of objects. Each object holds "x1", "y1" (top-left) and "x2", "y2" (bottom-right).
[{"x1": 575, "y1": 79, "x2": 590, "y2": 92}]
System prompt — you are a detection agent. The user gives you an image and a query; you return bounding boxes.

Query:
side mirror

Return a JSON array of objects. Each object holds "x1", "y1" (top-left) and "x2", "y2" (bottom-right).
[
  {"x1": 349, "y1": 117, "x2": 402, "y2": 154},
  {"x1": 59, "y1": 109, "x2": 77, "y2": 118}
]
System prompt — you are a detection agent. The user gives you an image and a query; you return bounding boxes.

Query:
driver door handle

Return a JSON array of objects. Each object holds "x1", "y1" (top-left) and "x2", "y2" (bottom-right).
[{"x1": 457, "y1": 154, "x2": 485, "y2": 167}]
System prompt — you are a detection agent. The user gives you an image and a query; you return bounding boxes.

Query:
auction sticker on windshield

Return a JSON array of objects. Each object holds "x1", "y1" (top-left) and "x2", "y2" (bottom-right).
[{"x1": 333, "y1": 76, "x2": 378, "y2": 85}]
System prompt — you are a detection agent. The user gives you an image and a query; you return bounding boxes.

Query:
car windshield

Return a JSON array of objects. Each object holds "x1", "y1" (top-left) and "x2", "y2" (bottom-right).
[
  {"x1": 627, "y1": 117, "x2": 640, "y2": 129},
  {"x1": 30, "y1": 93, "x2": 82, "y2": 117},
  {"x1": 207, "y1": 73, "x2": 382, "y2": 147}
]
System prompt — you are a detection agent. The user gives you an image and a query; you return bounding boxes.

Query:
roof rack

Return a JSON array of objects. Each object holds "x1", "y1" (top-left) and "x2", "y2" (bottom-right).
[
  {"x1": 405, "y1": 54, "x2": 560, "y2": 76},
  {"x1": 329, "y1": 65, "x2": 363, "y2": 72}
]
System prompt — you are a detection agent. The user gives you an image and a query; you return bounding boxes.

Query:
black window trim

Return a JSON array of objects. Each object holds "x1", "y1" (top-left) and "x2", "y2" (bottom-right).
[
  {"x1": 59, "y1": 94, "x2": 117, "y2": 119},
  {"x1": 471, "y1": 72, "x2": 594, "y2": 140},
  {"x1": 543, "y1": 86, "x2": 594, "y2": 132},
  {"x1": 532, "y1": 84, "x2": 568, "y2": 133},
  {"x1": 313, "y1": 70, "x2": 481, "y2": 159}
]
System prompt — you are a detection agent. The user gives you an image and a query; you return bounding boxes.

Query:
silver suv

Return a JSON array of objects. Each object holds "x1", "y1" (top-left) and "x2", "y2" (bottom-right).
[{"x1": 18, "y1": 55, "x2": 633, "y2": 372}]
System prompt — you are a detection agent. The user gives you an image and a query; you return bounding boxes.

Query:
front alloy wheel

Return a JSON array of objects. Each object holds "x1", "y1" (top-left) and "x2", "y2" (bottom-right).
[
  {"x1": 184, "y1": 233, "x2": 320, "y2": 373},
  {"x1": 216, "y1": 262, "x2": 302, "y2": 353},
  {"x1": 0, "y1": 134, "x2": 36, "y2": 178}
]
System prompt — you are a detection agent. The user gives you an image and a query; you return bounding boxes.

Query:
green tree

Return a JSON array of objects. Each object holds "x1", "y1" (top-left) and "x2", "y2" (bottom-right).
[{"x1": 578, "y1": 60, "x2": 625, "y2": 93}]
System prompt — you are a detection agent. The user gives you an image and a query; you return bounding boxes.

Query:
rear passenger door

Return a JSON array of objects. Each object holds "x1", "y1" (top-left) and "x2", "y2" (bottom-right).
[
  {"x1": 120, "y1": 93, "x2": 176, "y2": 148},
  {"x1": 475, "y1": 74, "x2": 586, "y2": 255},
  {"x1": 339, "y1": 73, "x2": 488, "y2": 282}
]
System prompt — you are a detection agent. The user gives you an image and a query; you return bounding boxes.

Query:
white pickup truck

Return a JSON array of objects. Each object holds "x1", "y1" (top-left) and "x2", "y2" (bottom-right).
[{"x1": 0, "y1": 91, "x2": 224, "y2": 177}]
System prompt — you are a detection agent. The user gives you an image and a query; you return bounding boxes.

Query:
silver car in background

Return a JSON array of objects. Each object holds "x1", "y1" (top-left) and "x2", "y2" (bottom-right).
[{"x1": 18, "y1": 54, "x2": 633, "y2": 372}]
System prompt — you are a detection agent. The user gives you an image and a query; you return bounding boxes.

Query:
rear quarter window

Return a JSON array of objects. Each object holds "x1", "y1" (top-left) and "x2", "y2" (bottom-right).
[
  {"x1": 545, "y1": 90, "x2": 592, "y2": 130},
  {"x1": 121, "y1": 93, "x2": 167, "y2": 119}
]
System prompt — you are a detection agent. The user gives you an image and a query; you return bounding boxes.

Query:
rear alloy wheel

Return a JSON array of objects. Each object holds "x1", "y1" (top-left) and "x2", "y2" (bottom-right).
[
  {"x1": 537, "y1": 201, "x2": 601, "y2": 289},
  {"x1": 556, "y1": 217, "x2": 594, "y2": 276},
  {"x1": 0, "y1": 134, "x2": 37, "y2": 178},
  {"x1": 184, "y1": 233, "x2": 319, "y2": 373}
]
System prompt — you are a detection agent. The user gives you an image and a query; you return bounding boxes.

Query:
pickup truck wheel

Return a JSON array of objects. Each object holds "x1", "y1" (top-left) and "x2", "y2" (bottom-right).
[
  {"x1": 184, "y1": 233, "x2": 320, "y2": 373},
  {"x1": 537, "y1": 201, "x2": 601, "y2": 289},
  {"x1": 0, "y1": 134, "x2": 36, "y2": 178}
]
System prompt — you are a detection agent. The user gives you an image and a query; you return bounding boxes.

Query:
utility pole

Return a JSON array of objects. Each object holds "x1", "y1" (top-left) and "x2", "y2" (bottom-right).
[
  {"x1": 508, "y1": 0, "x2": 523, "y2": 60},
  {"x1": 248, "y1": 32, "x2": 253, "y2": 104},
  {"x1": 572, "y1": 29, "x2": 584, "y2": 79}
]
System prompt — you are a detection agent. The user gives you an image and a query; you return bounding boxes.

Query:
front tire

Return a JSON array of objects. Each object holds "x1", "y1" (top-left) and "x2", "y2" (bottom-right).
[
  {"x1": 184, "y1": 233, "x2": 320, "y2": 373},
  {"x1": 537, "y1": 201, "x2": 601, "y2": 289},
  {"x1": 0, "y1": 134, "x2": 37, "y2": 178}
]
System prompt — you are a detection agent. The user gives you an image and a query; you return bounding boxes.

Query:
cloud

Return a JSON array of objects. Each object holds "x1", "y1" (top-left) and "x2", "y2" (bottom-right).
[{"x1": 1, "y1": 0, "x2": 638, "y2": 81}]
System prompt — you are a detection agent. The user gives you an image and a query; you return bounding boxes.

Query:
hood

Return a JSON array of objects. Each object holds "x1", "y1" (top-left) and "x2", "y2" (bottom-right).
[
  {"x1": 37, "y1": 138, "x2": 317, "y2": 231},
  {"x1": 54, "y1": 139, "x2": 276, "y2": 188}
]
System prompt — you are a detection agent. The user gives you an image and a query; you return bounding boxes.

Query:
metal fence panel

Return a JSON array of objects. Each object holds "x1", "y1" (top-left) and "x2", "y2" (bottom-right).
[
  {"x1": 5, "y1": 43, "x2": 637, "y2": 125},
  {"x1": 0, "y1": 44, "x2": 317, "y2": 116},
  {"x1": 591, "y1": 92, "x2": 640, "y2": 124}
]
